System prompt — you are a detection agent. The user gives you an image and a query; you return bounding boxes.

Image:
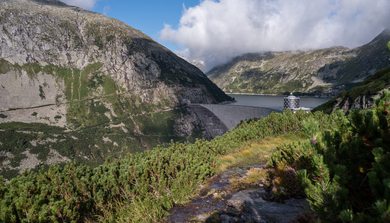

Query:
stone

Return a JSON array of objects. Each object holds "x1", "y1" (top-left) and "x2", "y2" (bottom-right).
[
  {"x1": 196, "y1": 214, "x2": 210, "y2": 221},
  {"x1": 220, "y1": 214, "x2": 236, "y2": 223},
  {"x1": 226, "y1": 189, "x2": 309, "y2": 223}
]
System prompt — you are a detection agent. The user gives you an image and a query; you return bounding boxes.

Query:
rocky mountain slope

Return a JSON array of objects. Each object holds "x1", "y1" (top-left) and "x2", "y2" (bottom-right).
[
  {"x1": 313, "y1": 66, "x2": 390, "y2": 114},
  {"x1": 0, "y1": 0, "x2": 232, "y2": 179},
  {"x1": 207, "y1": 29, "x2": 390, "y2": 96}
]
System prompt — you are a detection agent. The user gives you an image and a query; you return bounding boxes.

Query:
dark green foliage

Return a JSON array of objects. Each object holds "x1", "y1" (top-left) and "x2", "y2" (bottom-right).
[
  {"x1": 0, "y1": 59, "x2": 12, "y2": 74},
  {"x1": 312, "y1": 96, "x2": 338, "y2": 114},
  {"x1": 0, "y1": 114, "x2": 7, "y2": 118},
  {"x1": 94, "y1": 35, "x2": 104, "y2": 50},
  {"x1": 314, "y1": 66, "x2": 390, "y2": 114},
  {"x1": 0, "y1": 106, "x2": 338, "y2": 222},
  {"x1": 387, "y1": 41, "x2": 390, "y2": 58},
  {"x1": 340, "y1": 88, "x2": 347, "y2": 98},
  {"x1": 38, "y1": 85, "x2": 45, "y2": 100},
  {"x1": 106, "y1": 35, "x2": 115, "y2": 43},
  {"x1": 265, "y1": 112, "x2": 345, "y2": 202},
  {"x1": 265, "y1": 91, "x2": 390, "y2": 222},
  {"x1": 347, "y1": 67, "x2": 390, "y2": 100},
  {"x1": 0, "y1": 123, "x2": 64, "y2": 134},
  {"x1": 0, "y1": 59, "x2": 42, "y2": 79}
]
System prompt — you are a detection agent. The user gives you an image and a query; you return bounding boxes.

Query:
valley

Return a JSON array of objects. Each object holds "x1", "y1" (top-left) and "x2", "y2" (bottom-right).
[{"x1": 1, "y1": 0, "x2": 390, "y2": 222}]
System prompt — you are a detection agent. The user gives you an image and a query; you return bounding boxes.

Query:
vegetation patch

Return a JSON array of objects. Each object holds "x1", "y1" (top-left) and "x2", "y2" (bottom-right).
[
  {"x1": 0, "y1": 108, "x2": 341, "y2": 222},
  {"x1": 0, "y1": 59, "x2": 12, "y2": 74},
  {"x1": 0, "y1": 122, "x2": 64, "y2": 133},
  {"x1": 265, "y1": 92, "x2": 390, "y2": 222},
  {"x1": 314, "y1": 66, "x2": 390, "y2": 114},
  {"x1": 38, "y1": 85, "x2": 45, "y2": 100}
]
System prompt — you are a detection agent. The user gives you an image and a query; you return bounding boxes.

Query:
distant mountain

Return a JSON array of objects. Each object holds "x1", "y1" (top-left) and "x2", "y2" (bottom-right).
[
  {"x1": 0, "y1": 0, "x2": 232, "y2": 179},
  {"x1": 178, "y1": 55, "x2": 206, "y2": 72},
  {"x1": 207, "y1": 29, "x2": 390, "y2": 96}
]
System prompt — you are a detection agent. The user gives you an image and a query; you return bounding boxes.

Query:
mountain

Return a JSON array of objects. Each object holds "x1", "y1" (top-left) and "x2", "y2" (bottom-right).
[
  {"x1": 313, "y1": 66, "x2": 390, "y2": 114},
  {"x1": 0, "y1": 0, "x2": 232, "y2": 179},
  {"x1": 207, "y1": 29, "x2": 390, "y2": 96},
  {"x1": 178, "y1": 55, "x2": 206, "y2": 72}
]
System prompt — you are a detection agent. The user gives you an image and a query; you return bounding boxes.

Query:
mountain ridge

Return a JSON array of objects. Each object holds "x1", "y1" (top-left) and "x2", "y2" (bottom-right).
[{"x1": 207, "y1": 29, "x2": 390, "y2": 96}]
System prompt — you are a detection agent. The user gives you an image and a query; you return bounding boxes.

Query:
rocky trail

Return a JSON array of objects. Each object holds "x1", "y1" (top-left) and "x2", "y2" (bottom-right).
[{"x1": 164, "y1": 165, "x2": 310, "y2": 223}]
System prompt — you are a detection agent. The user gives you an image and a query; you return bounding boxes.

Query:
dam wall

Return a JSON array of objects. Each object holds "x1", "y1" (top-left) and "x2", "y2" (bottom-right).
[
  {"x1": 189, "y1": 105, "x2": 229, "y2": 139},
  {"x1": 190, "y1": 104, "x2": 281, "y2": 138},
  {"x1": 200, "y1": 104, "x2": 281, "y2": 131}
]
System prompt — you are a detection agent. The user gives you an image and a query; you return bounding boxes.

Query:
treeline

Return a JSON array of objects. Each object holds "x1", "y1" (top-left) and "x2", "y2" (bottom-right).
[{"x1": 0, "y1": 108, "x2": 337, "y2": 222}]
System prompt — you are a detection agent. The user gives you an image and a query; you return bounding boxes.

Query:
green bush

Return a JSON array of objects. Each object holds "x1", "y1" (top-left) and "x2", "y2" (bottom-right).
[
  {"x1": 0, "y1": 107, "x2": 337, "y2": 222},
  {"x1": 267, "y1": 91, "x2": 390, "y2": 222}
]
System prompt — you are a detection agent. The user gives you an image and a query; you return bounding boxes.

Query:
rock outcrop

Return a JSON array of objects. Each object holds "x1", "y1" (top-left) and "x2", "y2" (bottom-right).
[
  {"x1": 313, "y1": 67, "x2": 390, "y2": 114},
  {"x1": 165, "y1": 166, "x2": 310, "y2": 223},
  {"x1": 207, "y1": 30, "x2": 390, "y2": 97},
  {"x1": 225, "y1": 189, "x2": 309, "y2": 223}
]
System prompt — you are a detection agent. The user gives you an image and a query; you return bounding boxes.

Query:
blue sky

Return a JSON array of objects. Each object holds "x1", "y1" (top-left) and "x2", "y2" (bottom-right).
[
  {"x1": 81, "y1": 0, "x2": 201, "y2": 52},
  {"x1": 63, "y1": 0, "x2": 390, "y2": 71}
]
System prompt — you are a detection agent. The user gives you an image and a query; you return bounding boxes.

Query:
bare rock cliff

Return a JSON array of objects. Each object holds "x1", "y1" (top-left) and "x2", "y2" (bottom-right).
[{"x1": 0, "y1": 0, "x2": 232, "y2": 127}]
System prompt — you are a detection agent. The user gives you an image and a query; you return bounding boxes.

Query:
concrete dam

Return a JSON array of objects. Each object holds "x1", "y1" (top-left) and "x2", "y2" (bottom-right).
[{"x1": 190, "y1": 104, "x2": 281, "y2": 139}]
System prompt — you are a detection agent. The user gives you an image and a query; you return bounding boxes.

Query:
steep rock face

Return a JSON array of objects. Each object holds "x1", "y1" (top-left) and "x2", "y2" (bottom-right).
[
  {"x1": 207, "y1": 30, "x2": 390, "y2": 96},
  {"x1": 318, "y1": 86, "x2": 390, "y2": 114},
  {"x1": 0, "y1": 0, "x2": 230, "y2": 108},
  {"x1": 0, "y1": 0, "x2": 232, "y2": 179}
]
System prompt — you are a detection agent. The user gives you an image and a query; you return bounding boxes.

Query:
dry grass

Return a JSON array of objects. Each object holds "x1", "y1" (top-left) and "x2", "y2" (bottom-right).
[
  {"x1": 217, "y1": 132, "x2": 306, "y2": 190},
  {"x1": 230, "y1": 167, "x2": 269, "y2": 190}
]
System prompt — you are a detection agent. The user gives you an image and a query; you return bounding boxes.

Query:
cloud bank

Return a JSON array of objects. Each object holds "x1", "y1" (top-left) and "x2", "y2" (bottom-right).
[
  {"x1": 61, "y1": 0, "x2": 98, "y2": 10},
  {"x1": 160, "y1": 0, "x2": 390, "y2": 71}
]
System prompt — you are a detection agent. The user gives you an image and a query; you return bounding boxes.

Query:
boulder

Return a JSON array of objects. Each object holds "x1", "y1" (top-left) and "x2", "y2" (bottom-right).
[{"x1": 226, "y1": 189, "x2": 309, "y2": 223}]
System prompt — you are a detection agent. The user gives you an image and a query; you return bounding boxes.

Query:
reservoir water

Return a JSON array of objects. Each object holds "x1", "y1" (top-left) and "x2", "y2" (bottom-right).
[{"x1": 227, "y1": 94, "x2": 332, "y2": 111}]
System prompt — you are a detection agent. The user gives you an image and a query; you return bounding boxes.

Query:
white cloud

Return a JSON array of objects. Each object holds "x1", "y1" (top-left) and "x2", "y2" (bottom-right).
[
  {"x1": 160, "y1": 0, "x2": 390, "y2": 71},
  {"x1": 61, "y1": 0, "x2": 98, "y2": 10},
  {"x1": 103, "y1": 5, "x2": 110, "y2": 15}
]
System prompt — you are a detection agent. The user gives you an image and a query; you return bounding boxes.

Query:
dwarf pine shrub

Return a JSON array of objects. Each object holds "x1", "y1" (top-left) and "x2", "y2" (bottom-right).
[{"x1": 265, "y1": 91, "x2": 390, "y2": 222}]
